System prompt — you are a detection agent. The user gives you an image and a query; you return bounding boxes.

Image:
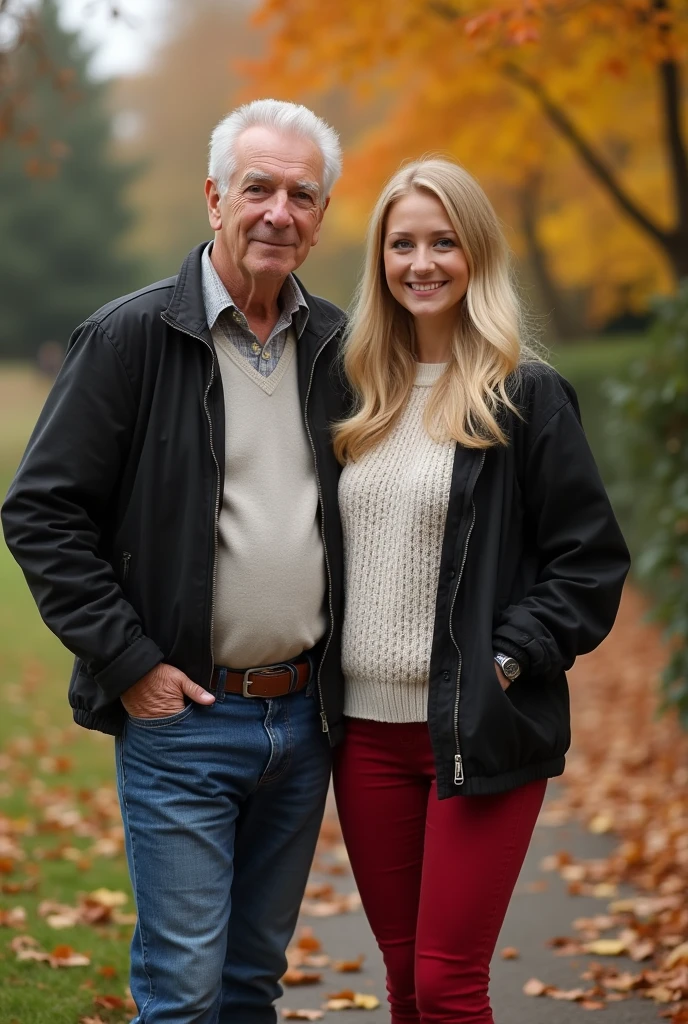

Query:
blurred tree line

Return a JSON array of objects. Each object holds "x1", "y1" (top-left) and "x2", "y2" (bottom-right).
[{"x1": 0, "y1": 0, "x2": 141, "y2": 359}]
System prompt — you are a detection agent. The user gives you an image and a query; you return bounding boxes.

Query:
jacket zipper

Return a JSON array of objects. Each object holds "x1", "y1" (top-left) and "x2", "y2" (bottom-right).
[
  {"x1": 303, "y1": 322, "x2": 344, "y2": 736},
  {"x1": 160, "y1": 313, "x2": 221, "y2": 684},
  {"x1": 448, "y1": 450, "x2": 486, "y2": 785},
  {"x1": 121, "y1": 551, "x2": 131, "y2": 582}
]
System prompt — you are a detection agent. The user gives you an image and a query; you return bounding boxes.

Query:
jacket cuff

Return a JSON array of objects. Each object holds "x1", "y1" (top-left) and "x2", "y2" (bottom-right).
[{"x1": 94, "y1": 636, "x2": 165, "y2": 702}]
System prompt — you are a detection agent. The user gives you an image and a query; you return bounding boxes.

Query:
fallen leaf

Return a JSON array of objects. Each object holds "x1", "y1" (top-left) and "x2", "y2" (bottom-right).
[
  {"x1": 281, "y1": 1012, "x2": 325, "y2": 1021},
  {"x1": 0, "y1": 905, "x2": 27, "y2": 928},
  {"x1": 629, "y1": 939, "x2": 655, "y2": 961},
  {"x1": 327, "y1": 989, "x2": 356, "y2": 1000},
  {"x1": 333, "y1": 954, "x2": 365, "y2": 972},
  {"x1": 523, "y1": 978, "x2": 549, "y2": 996},
  {"x1": 589, "y1": 814, "x2": 614, "y2": 834},
  {"x1": 585, "y1": 939, "x2": 627, "y2": 956},
  {"x1": 645, "y1": 986, "x2": 675, "y2": 1004},
  {"x1": 282, "y1": 968, "x2": 322, "y2": 986},
  {"x1": 94, "y1": 995, "x2": 126, "y2": 1009},
  {"x1": 296, "y1": 928, "x2": 322, "y2": 952},
  {"x1": 353, "y1": 993, "x2": 380, "y2": 1009},
  {"x1": 500, "y1": 946, "x2": 519, "y2": 960},
  {"x1": 88, "y1": 888, "x2": 128, "y2": 908},
  {"x1": 50, "y1": 948, "x2": 91, "y2": 968},
  {"x1": 603, "y1": 971, "x2": 642, "y2": 992},
  {"x1": 549, "y1": 987, "x2": 586, "y2": 1001},
  {"x1": 664, "y1": 943, "x2": 688, "y2": 969}
]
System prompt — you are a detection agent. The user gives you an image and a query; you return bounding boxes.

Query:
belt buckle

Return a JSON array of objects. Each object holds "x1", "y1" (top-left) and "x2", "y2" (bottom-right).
[{"x1": 242, "y1": 662, "x2": 298, "y2": 697}]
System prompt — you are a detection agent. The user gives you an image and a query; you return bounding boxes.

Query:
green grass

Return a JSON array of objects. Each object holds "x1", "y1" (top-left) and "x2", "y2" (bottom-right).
[{"x1": 0, "y1": 367, "x2": 133, "y2": 1024}]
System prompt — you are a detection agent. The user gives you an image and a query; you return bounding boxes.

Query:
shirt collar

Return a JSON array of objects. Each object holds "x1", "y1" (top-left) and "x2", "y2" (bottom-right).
[{"x1": 201, "y1": 242, "x2": 309, "y2": 338}]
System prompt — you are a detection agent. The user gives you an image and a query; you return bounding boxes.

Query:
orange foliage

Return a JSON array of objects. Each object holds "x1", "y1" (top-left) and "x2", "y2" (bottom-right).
[{"x1": 246, "y1": 0, "x2": 688, "y2": 323}]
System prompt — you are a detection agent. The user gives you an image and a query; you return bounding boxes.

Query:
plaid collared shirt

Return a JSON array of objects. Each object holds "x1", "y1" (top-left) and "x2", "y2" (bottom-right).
[{"x1": 201, "y1": 243, "x2": 309, "y2": 377}]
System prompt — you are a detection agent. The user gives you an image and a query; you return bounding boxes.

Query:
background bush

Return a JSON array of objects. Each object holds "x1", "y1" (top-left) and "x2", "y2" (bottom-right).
[{"x1": 602, "y1": 287, "x2": 688, "y2": 723}]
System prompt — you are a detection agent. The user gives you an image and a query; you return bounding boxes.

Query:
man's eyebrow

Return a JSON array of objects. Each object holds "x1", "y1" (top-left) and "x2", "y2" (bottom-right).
[
  {"x1": 295, "y1": 179, "x2": 321, "y2": 199},
  {"x1": 238, "y1": 170, "x2": 321, "y2": 200},
  {"x1": 239, "y1": 170, "x2": 275, "y2": 188}
]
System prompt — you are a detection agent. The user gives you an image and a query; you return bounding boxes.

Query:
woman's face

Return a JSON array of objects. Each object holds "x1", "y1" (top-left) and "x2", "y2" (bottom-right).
[{"x1": 383, "y1": 190, "x2": 469, "y2": 323}]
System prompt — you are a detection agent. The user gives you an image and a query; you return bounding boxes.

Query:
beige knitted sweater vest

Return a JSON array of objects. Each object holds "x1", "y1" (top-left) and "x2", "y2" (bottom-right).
[
  {"x1": 339, "y1": 361, "x2": 456, "y2": 722},
  {"x1": 211, "y1": 328, "x2": 327, "y2": 669}
]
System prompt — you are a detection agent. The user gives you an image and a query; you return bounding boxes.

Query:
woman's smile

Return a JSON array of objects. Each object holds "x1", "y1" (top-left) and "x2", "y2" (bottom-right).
[{"x1": 406, "y1": 280, "x2": 448, "y2": 293}]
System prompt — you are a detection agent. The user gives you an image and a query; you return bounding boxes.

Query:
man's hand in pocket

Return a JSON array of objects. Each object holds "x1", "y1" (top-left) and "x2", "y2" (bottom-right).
[{"x1": 121, "y1": 663, "x2": 215, "y2": 719}]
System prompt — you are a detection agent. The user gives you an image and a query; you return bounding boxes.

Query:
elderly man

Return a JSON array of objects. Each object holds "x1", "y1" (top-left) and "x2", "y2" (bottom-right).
[{"x1": 2, "y1": 100, "x2": 347, "y2": 1023}]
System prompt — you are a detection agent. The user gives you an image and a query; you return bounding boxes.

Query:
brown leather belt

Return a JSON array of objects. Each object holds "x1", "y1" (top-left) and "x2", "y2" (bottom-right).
[{"x1": 210, "y1": 656, "x2": 311, "y2": 698}]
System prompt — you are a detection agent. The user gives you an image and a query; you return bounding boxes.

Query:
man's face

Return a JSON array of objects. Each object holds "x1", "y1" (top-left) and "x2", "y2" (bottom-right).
[{"x1": 206, "y1": 126, "x2": 329, "y2": 283}]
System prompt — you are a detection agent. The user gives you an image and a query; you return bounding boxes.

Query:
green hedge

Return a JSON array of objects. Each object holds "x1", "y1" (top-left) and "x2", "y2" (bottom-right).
[
  {"x1": 552, "y1": 336, "x2": 651, "y2": 550},
  {"x1": 605, "y1": 287, "x2": 688, "y2": 723},
  {"x1": 550, "y1": 299, "x2": 687, "y2": 723}
]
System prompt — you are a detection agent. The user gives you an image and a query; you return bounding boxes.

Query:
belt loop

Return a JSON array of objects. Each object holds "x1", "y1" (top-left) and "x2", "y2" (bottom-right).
[
  {"x1": 304, "y1": 652, "x2": 315, "y2": 697},
  {"x1": 215, "y1": 666, "x2": 227, "y2": 702},
  {"x1": 287, "y1": 661, "x2": 300, "y2": 694}
]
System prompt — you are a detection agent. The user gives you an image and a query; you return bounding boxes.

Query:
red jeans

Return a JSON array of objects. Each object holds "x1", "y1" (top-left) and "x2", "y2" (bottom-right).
[{"x1": 333, "y1": 719, "x2": 547, "y2": 1024}]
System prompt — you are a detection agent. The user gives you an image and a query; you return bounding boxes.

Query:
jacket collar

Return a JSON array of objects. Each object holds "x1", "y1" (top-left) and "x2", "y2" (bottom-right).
[{"x1": 163, "y1": 242, "x2": 346, "y2": 346}]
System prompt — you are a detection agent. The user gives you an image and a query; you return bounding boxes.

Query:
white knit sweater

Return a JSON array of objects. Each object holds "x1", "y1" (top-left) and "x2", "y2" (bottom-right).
[{"x1": 339, "y1": 362, "x2": 456, "y2": 722}]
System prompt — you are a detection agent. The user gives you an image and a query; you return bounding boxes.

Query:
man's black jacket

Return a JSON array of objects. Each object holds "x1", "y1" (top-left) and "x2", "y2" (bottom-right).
[
  {"x1": 2, "y1": 243, "x2": 630, "y2": 797},
  {"x1": 1, "y1": 244, "x2": 348, "y2": 741}
]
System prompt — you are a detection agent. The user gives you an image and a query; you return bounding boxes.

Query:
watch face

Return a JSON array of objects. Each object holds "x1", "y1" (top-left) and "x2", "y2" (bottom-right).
[{"x1": 503, "y1": 658, "x2": 520, "y2": 680}]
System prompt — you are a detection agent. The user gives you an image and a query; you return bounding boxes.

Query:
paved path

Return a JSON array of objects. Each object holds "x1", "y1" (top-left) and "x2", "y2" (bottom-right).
[{"x1": 276, "y1": 784, "x2": 656, "y2": 1023}]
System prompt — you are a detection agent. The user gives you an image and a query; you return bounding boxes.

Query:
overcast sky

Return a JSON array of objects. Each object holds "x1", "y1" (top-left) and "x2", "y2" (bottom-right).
[{"x1": 57, "y1": 0, "x2": 170, "y2": 78}]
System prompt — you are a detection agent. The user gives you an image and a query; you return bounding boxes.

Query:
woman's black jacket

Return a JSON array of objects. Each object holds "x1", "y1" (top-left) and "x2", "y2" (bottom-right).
[{"x1": 1, "y1": 241, "x2": 630, "y2": 798}]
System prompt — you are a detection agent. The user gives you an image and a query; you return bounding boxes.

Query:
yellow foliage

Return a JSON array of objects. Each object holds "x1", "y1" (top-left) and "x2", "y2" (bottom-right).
[{"x1": 246, "y1": 0, "x2": 688, "y2": 323}]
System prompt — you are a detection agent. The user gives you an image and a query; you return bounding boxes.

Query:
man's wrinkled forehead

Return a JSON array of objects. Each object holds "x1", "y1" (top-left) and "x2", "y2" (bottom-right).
[{"x1": 231, "y1": 126, "x2": 325, "y2": 194}]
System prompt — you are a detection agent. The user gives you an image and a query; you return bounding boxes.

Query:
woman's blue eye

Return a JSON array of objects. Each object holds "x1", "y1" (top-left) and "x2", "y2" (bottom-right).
[
  {"x1": 436, "y1": 238, "x2": 455, "y2": 248},
  {"x1": 392, "y1": 240, "x2": 413, "y2": 249}
]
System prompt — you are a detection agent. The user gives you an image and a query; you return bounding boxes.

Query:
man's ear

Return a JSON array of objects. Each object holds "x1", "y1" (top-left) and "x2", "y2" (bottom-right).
[
  {"x1": 310, "y1": 196, "x2": 330, "y2": 248},
  {"x1": 205, "y1": 178, "x2": 222, "y2": 231}
]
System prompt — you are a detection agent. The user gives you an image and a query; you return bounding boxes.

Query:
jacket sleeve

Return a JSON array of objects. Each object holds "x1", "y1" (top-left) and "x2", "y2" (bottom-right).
[
  {"x1": 1, "y1": 321, "x2": 164, "y2": 701},
  {"x1": 492, "y1": 389, "x2": 631, "y2": 681}
]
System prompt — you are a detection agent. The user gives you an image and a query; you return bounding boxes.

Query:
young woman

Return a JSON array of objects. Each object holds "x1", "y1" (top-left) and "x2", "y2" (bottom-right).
[{"x1": 333, "y1": 159, "x2": 630, "y2": 1024}]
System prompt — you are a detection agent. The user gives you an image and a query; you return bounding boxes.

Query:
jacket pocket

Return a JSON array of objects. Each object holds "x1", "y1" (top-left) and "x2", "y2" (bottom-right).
[
  {"x1": 461, "y1": 647, "x2": 567, "y2": 779},
  {"x1": 502, "y1": 668, "x2": 570, "y2": 765}
]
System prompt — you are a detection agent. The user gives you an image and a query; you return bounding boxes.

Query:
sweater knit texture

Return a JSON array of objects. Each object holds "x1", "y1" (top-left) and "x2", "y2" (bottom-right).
[
  {"x1": 211, "y1": 326, "x2": 327, "y2": 669},
  {"x1": 339, "y1": 362, "x2": 455, "y2": 722}
]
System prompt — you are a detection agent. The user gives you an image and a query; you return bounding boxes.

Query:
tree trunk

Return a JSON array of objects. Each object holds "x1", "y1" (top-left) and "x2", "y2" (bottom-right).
[{"x1": 518, "y1": 179, "x2": 581, "y2": 342}]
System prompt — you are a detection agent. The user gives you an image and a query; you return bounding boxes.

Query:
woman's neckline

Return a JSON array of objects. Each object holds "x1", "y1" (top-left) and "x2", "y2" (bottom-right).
[{"x1": 414, "y1": 361, "x2": 448, "y2": 387}]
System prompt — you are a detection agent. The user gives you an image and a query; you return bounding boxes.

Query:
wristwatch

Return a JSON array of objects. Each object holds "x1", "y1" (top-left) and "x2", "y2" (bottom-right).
[{"x1": 494, "y1": 652, "x2": 521, "y2": 681}]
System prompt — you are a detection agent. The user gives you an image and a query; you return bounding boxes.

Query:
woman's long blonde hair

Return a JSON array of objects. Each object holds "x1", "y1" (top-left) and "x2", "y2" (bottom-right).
[{"x1": 333, "y1": 158, "x2": 541, "y2": 464}]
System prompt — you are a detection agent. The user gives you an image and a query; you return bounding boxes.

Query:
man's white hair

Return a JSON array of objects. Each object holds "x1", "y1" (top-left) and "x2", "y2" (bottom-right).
[{"x1": 208, "y1": 99, "x2": 342, "y2": 202}]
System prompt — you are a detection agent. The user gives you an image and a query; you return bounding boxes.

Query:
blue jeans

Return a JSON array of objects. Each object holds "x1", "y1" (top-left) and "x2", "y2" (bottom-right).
[{"x1": 115, "y1": 686, "x2": 331, "y2": 1024}]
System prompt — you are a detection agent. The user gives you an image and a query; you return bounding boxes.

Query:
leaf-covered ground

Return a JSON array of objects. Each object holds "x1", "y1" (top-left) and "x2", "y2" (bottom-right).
[{"x1": 524, "y1": 586, "x2": 688, "y2": 1018}]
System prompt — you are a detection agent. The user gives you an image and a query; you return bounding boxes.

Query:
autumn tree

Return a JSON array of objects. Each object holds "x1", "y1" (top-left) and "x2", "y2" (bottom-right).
[{"x1": 247, "y1": 0, "x2": 688, "y2": 326}]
